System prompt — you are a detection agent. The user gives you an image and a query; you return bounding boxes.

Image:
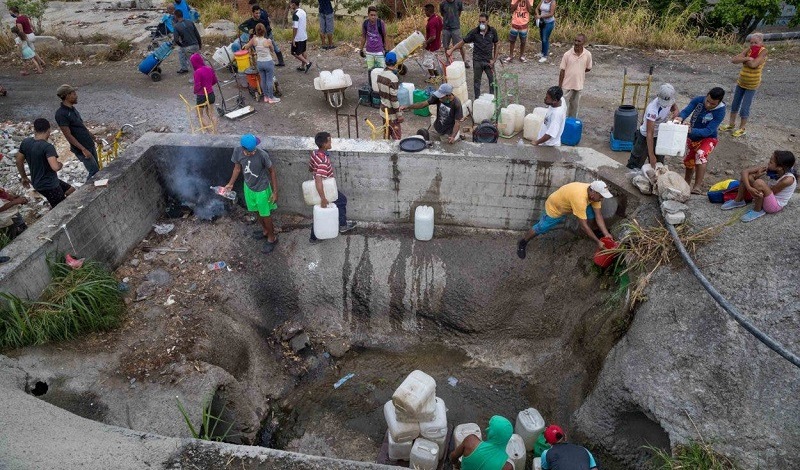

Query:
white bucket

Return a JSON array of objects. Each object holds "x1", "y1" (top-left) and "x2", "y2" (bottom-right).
[
  {"x1": 523, "y1": 108, "x2": 548, "y2": 141},
  {"x1": 409, "y1": 438, "x2": 439, "y2": 470},
  {"x1": 515, "y1": 407, "x2": 545, "y2": 450},
  {"x1": 302, "y1": 178, "x2": 338, "y2": 206},
  {"x1": 392, "y1": 370, "x2": 436, "y2": 418},
  {"x1": 384, "y1": 400, "x2": 420, "y2": 443},
  {"x1": 453, "y1": 423, "x2": 482, "y2": 449},
  {"x1": 312, "y1": 204, "x2": 339, "y2": 240},
  {"x1": 414, "y1": 206, "x2": 434, "y2": 241},
  {"x1": 506, "y1": 434, "x2": 526, "y2": 470},
  {"x1": 387, "y1": 431, "x2": 414, "y2": 461},
  {"x1": 655, "y1": 121, "x2": 689, "y2": 157}
]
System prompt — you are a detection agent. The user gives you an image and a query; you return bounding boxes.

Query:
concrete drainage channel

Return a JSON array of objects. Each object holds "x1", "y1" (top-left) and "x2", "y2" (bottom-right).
[{"x1": 0, "y1": 134, "x2": 647, "y2": 469}]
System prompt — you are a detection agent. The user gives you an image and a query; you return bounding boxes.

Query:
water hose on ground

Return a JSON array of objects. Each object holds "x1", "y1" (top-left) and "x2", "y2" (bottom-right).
[{"x1": 663, "y1": 213, "x2": 800, "y2": 369}]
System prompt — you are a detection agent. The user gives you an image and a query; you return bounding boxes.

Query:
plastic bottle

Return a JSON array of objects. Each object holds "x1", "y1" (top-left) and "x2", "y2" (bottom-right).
[
  {"x1": 210, "y1": 186, "x2": 236, "y2": 200},
  {"x1": 207, "y1": 261, "x2": 227, "y2": 271}
]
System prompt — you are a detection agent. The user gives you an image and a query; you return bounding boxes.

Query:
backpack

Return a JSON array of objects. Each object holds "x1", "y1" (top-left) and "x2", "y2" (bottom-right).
[
  {"x1": 362, "y1": 19, "x2": 386, "y2": 47},
  {"x1": 707, "y1": 179, "x2": 742, "y2": 203}
]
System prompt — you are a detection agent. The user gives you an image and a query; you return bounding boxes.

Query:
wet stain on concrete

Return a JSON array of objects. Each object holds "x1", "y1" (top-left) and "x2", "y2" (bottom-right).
[
  {"x1": 350, "y1": 237, "x2": 374, "y2": 329},
  {"x1": 391, "y1": 153, "x2": 401, "y2": 219},
  {"x1": 411, "y1": 170, "x2": 447, "y2": 223},
  {"x1": 342, "y1": 237, "x2": 352, "y2": 324},
  {"x1": 387, "y1": 238, "x2": 413, "y2": 330}
]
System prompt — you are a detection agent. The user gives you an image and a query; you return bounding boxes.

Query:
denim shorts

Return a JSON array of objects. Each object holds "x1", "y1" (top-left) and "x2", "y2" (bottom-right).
[{"x1": 509, "y1": 28, "x2": 528, "y2": 39}]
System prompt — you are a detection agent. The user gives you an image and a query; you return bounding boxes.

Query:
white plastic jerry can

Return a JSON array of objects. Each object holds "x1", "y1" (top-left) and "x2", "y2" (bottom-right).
[
  {"x1": 302, "y1": 178, "x2": 338, "y2": 206},
  {"x1": 392, "y1": 370, "x2": 437, "y2": 416},
  {"x1": 384, "y1": 400, "x2": 420, "y2": 443},
  {"x1": 534, "y1": 456, "x2": 543, "y2": 470},
  {"x1": 515, "y1": 407, "x2": 545, "y2": 450},
  {"x1": 499, "y1": 107, "x2": 516, "y2": 136},
  {"x1": 409, "y1": 438, "x2": 440, "y2": 469},
  {"x1": 313, "y1": 204, "x2": 339, "y2": 240},
  {"x1": 507, "y1": 103, "x2": 526, "y2": 132},
  {"x1": 655, "y1": 121, "x2": 689, "y2": 157},
  {"x1": 419, "y1": 397, "x2": 448, "y2": 440},
  {"x1": 387, "y1": 431, "x2": 414, "y2": 461},
  {"x1": 506, "y1": 434, "x2": 526, "y2": 470},
  {"x1": 472, "y1": 98, "x2": 494, "y2": 123},
  {"x1": 523, "y1": 108, "x2": 548, "y2": 141},
  {"x1": 414, "y1": 206, "x2": 435, "y2": 241},
  {"x1": 454, "y1": 422, "x2": 482, "y2": 449}
]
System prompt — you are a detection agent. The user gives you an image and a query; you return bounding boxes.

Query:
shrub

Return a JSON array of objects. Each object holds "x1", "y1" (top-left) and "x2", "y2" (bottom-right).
[
  {"x1": 648, "y1": 441, "x2": 738, "y2": 469},
  {"x1": 6, "y1": 0, "x2": 49, "y2": 33},
  {"x1": 0, "y1": 257, "x2": 125, "y2": 350}
]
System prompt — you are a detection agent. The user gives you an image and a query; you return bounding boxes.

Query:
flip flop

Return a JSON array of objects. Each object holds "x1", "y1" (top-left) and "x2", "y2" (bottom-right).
[
  {"x1": 731, "y1": 129, "x2": 747, "y2": 137},
  {"x1": 690, "y1": 187, "x2": 704, "y2": 195},
  {"x1": 262, "y1": 237, "x2": 279, "y2": 253},
  {"x1": 718, "y1": 124, "x2": 734, "y2": 132}
]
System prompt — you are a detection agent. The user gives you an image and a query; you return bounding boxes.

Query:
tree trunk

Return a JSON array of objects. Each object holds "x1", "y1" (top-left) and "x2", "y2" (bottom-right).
[{"x1": 738, "y1": 15, "x2": 763, "y2": 42}]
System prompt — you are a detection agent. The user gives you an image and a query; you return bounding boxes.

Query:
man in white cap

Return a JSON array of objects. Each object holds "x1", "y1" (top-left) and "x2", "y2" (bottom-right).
[
  {"x1": 517, "y1": 180, "x2": 614, "y2": 259},
  {"x1": 626, "y1": 83, "x2": 679, "y2": 170},
  {"x1": 402, "y1": 83, "x2": 463, "y2": 144}
]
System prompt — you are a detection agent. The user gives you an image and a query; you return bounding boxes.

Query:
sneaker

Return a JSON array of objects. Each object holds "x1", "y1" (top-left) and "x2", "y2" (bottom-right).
[
  {"x1": 305, "y1": 62, "x2": 312, "y2": 73},
  {"x1": 538, "y1": 56, "x2": 548, "y2": 63},
  {"x1": 339, "y1": 221, "x2": 357, "y2": 233},
  {"x1": 267, "y1": 97, "x2": 281, "y2": 104},
  {"x1": 328, "y1": 44, "x2": 337, "y2": 49},
  {"x1": 519, "y1": 56, "x2": 528, "y2": 63},
  {"x1": 464, "y1": 62, "x2": 471, "y2": 68},
  {"x1": 517, "y1": 239, "x2": 528, "y2": 259},
  {"x1": 276, "y1": 62, "x2": 286, "y2": 67},
  {"x1": 534, "y1": 52, "x2": 543, "y2": 58},
  {"x1": 718, "y1": 124, "x2": 734, "y2": 132},
  {"x1": 501, "y1": 56, "x2": 512, "y2": 63},
  {"x1": 740, "y1": 209, "x2": 765, "y2": 222},
  {"x1": 262, "y1": 238, "x2": 279, "y2": 253},
  {"x1": 296, "y1": 66, "x2": 305, "y2": 71},
  {"x1": 721, "y1": 200, "x2": 746, "y2": 210}
]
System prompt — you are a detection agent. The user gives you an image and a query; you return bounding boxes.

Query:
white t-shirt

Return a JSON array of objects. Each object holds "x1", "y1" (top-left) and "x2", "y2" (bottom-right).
[
  {"x1": 639, "y1": 98, "x2": 672, "y2": 136},
  {"x1": 537, "y1": 98, "x2": 567, "y2": 146},
  {"x1": 292, "y1": 8, "x2": 308, "y2": 42}
]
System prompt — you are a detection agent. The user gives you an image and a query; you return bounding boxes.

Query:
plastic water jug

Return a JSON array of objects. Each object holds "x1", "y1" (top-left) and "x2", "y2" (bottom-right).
[
  {"x1": 506, "y1": 434, "x2": 526, "y2": 470},
  {"x1": 414, "y1": 206, "x2": 434, "y2": 241},
  {"x1": 332, "y1": 69, "x2": 345, "y2": 84},
  {"x1": 453, "y1": 83, "x2": 469, "y2": 103},
  {"x1": 138, "y1": 54, "x2": 160, "y2": 74},
  {"x1": 413, "y1": 90, "x2": 431, "y2": 117},
  {"x1": 613, "y1": 104, "x2": 639, "y2": 142},
  {"x1": 387, "y1": 431, "x2": 414, "y2": 461},
  {"x1": 302, "y1": 178, "x2": 338, "y2": 206},
  {"x1": 398, "y1": 86, "x2": 412, "y2": 106},
  {"x1": 655, "y1": 121, "x2": 689, "y2": 157},
  {"x1": 454, "y1": 423, "x2": 482, "y2": 449},
  {"x1": 462, "y1": 99, "x2": 472, "y2": 119},
  {"x1": 419, "y1": 397, "x2": 447, "y2": 439},
  {"x1": 393, "y1": 370, "x2": 436, "y2": 418},
  {"x1": 408, "y1": 31, "x2": 425, "y2": 49},
  {"x1": 401, "y1": 82, "x2": 415, "y2": 95},
  {"x1": 499, "y1": 108, "x2": 515, "y2": 136},
  {"x1": 432, "y1": 433, "x2": 447, "y2": 460},
  {"x1": 212, "y1": 45, "x2": 234, "y2": 67},
  {"x1": 561, "y1": 117, "x2": 583, "y2": 146},
  {"x1": 515, "y1": 408, "x2": 545, "y2": 450},
  {"x1": 507, "y1": 104, "x2": 526, "y2": 132},
  {"x1": 446, "y1": 61, "x2": 465, "y2": 81},
  {"x1": 370, "y1": 67, "x2": 384, "y2": 92},
  {"x1": 473, "y1": 98, "x2": 495, "y2": 123},
  {"x1": 479, "y1": 93, "x2": 495, "y2": 102},
  {"x1": 410, "y1": 439, "x2": 440, "y2": 470},
  {"x1": 384, "y1": 400, "x2": 421, "y2": 442},
  {"x1": 534, "y1": 457, "x2": 543, "y2": 470},
  {"x1": 523, "y1": 107, "x2": 548, "y2": 141},
  {"x1": 313, "y1": 204, "x2": 339, "y2": 240}
]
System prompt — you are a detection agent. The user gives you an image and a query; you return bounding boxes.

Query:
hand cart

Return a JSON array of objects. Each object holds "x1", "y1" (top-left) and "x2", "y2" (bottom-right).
[{"x1": 137, "y1": 41, "x2": 173, "y2": 82}]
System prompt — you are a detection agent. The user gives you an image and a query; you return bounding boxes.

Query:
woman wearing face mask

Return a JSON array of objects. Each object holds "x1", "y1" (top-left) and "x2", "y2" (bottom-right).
[{"x1": 447, "y1": 13, "x2": 499, "y2": 101}]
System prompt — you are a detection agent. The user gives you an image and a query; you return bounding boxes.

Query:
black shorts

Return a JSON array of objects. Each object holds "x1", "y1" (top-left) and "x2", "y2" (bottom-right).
[
  {"x1": 291, "y1": 40, "x2": 307, "y2": 55},
  {"x1": 38, "y1": 180, "x2": 72, "y2": 208},
  {"x1": 196, "y1": 92, "x2": 216, "y2": 106}
]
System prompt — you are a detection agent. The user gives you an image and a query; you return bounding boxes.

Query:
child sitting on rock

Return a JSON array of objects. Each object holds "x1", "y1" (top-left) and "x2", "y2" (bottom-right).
[{"x1": 722, "y1": 150, "x2": 796, "y2": 222}]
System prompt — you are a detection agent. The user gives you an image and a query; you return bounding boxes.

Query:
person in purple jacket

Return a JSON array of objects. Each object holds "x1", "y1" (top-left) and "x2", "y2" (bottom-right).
[
  {"x1": 191, "y1": 53, "x2": 218, "y2": 132},
  {"x1": 675, "y1": 87, "x2": 725, "y2": 194}
]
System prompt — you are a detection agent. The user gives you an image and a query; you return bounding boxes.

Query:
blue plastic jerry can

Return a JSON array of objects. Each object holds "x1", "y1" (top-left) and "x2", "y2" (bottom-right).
[{"x1": 561, "y1": 117, "x2": 583, "y2": 146}]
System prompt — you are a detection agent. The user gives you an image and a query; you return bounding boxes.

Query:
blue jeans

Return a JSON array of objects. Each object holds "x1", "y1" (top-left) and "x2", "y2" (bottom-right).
[
  {"x1": 257, "y1": 60, "x2": 275, "y2": 98},
  {"x1": 539, "y1": 20, "x2": 555, "y2": 57},
  {"x1": 268, "y1": 31, "x2": 280, "y2": 54},
  {"x1": 74, "y1": 146, "x2": 100, "y2": 180},
  {"x1": 731, "y1": 85, "x2": 756, "y2": 119},
  {"x1": 533, "y1": 205, "x2": 594, "y2": 234},
  {"x1": 178, "y1": 44, "x2": 199, "y2": 71}
]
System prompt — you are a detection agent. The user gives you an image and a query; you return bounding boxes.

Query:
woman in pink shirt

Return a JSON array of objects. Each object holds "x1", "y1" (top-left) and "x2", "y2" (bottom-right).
[{"x1": 191, "y1": 53, "x2": 219, "y2": 132}]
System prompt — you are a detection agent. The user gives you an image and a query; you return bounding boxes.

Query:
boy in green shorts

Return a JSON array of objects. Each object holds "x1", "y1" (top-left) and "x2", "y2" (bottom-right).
[{"x1": 225, "y1": 134, "x2": 279, "y2": 253}]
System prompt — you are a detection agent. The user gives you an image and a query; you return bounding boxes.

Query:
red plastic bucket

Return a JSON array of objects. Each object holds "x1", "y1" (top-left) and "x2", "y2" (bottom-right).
[{"x1": 593, "y1": 236, "x2": 619, "y2": 268}]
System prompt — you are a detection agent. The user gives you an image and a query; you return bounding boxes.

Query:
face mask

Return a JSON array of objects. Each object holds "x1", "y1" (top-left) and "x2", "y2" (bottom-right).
[{"x1": 479, "y1": 23, "x2": 486, "y2": 31}]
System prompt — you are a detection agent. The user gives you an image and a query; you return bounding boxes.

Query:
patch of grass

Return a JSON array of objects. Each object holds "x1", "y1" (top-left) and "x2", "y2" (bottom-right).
[
  {"x1": 107, "y1": 39, "x2": 132, "y2": 61},
  {"x1": 176, "y1": 395, "x2": 238, "y2": 442},
  {"x1": 0, "y1": 230, "x2": 11, "y2": 251},
  {"x1": 647, "y1": 441, "x2": 738, "y2": 469},
  {"x1": 0, "y1": 256, "x2": 125, "y2": 351}
]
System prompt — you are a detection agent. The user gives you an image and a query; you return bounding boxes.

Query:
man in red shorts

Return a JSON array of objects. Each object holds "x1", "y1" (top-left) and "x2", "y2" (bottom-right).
[{"x1": 675, "y1": 87, "x2": 726, "y2": 194}]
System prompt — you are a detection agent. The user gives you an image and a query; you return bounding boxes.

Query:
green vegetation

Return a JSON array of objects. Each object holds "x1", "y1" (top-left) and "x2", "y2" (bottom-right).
[
  {"x1": 176, "y1": 395, "x2": 238, "y2": 442},
  {"x1": 0, "y1": 257, "x2": 125, "y2": 350},
  {"x1": 648, "y1": 441, "x2": 738, "y2": 469},
  {"x1": 710, "y1": 0, "x2": 799, "y2": 41},
  {"x1": 6, "y1": 0, "x2": 49, "y2": 32}
]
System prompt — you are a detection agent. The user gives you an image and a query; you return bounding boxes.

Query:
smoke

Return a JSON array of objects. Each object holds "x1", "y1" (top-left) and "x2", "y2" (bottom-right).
[{"x1": 156, "y1": 147, "x2": 231, "y2": 221}]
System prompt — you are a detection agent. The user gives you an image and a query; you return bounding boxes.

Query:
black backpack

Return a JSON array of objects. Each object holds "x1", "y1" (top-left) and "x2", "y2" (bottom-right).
[{"x1": 362, "y1": 19, "x2": 386, "y2": 48}]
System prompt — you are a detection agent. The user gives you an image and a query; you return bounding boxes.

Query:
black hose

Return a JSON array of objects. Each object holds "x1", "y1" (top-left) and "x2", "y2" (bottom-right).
[{"x1": 664, "y1": 220, "x2": 800, "y2": 369}]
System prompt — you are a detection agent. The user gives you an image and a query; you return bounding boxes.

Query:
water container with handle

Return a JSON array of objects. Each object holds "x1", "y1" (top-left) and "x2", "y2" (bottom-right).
[
  {"x1": 384, "y1": 400, "x2": 420, "y2": 442},
  {"x1": 138, "y1": 53, "x2": 160, "y2": 74},
  {"x1": 313, "y1": 204, "x2": 339, "y2": 240},
  {"x1": 613, "y1": 105, "x2": 639, "y2": 142},
  {"x1": 499, "y1": 108, "x2": 516, "y2": 137},
  {"x1": 454, "y1": 423, "x2": 482, "y2": 449},
  {"x1": 398, "y1": 86, "x2": 412, "y2": 106},
  {"x1": 419, "y1": 397, "x2": 447, "y2": 440},
  {"x1": 413, "y1": 90, "x2": 431, "y2": 117},
  {"x1": 655, "y1": 121, "x2": 689, "y2": 157},
  {"x1": 387, "y1": 431, "x2": 414, "y2": 461},
  {"x1": 234, "y1": 50, "x2": 251, "y2": 72},
  {"x1": 332, "y1": 69, "x2": 345, "y2": 86},
  {"x1": 561, "y1": 117, "x2": 583, "y2": 146},
  {"x1": 506, "y1": 434, "x2": 526, "y2": 470},
  {"x1": 593, "y1": 236, "x2": 619, "y2": 268},
  {"x1": 415, "y1": 205, "x2": 435, "y2": 241},
  {"x1": 473, "y1": 98, "x2": 495, "y2": 123},
  {"x1": 507, "y1": 104, "x2": 526, "y2": 132},
  {"x1": 515, "y1": 408, "x2": 545, "y2": 450},
  {"x1": 523, "y1": 107, "x2": 548, "y2": 141},
  {"x1": 446, "y1": 61, "x2": 465, "y2": 82},
  {"x1": 302, "y1": 178, "x2": 338, "y2": 205},
  {"x1": 409, "y1": 438, "x2": 440, "y2": 469},
  {"x1": 392, "y1": 370, "x2": 436, "y2": 417}
]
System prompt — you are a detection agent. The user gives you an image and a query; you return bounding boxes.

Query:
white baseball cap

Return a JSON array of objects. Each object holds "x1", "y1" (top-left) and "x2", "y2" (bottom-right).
[
  {"x1": 590, "y1": 180, "x2": 613, "y2": 198},
  {"x1": 656, "y1": 83, "x2": 676, "y2": 109}
]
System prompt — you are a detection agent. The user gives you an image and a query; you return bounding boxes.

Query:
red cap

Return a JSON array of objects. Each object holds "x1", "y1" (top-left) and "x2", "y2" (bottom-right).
[{"x1": 544, "y1": 425, "x2": 564, "y2": 444}]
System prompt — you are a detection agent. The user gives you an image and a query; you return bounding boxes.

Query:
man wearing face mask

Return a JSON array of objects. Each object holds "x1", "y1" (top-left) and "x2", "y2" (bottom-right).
[
  {"x1": 447, "y1": 13, "x2": 498, "y2": 101},
  {"x1": 402, "y1": 83, "x2": 463, "y2": 144},
  {"x1": 534, "y1": 86, "x2": 566, "y2": 146},
  {"x1": 377, "y1": 52, "x2": 403, "y2": 139}
]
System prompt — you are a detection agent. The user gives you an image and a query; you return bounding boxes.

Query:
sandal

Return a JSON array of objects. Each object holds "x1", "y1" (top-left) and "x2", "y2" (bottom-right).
[
  {"x1": 731, "y1": 128, "x2": 747, "y2": 137},
  {"x1": 519, "y1": 56, "x2": 528, "y2": 63},
  {"x1": 718, "y1": 124, "x2": 734, "y2": 132},
  {"x1": 690, "y1": 187, "x2": 704, "y2": 195}
]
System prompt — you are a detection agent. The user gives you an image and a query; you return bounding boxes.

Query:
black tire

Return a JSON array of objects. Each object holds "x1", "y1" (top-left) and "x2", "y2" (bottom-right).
[
  {"x1": 216, "y1": 106, "x2": 225, "y2": 117},
  {"x1": 150, "y1": 71, "x2": 162, "y2": 82},
  {"x1": 398, "y1": 63, "x2": 407, "y2": 75},
  {"x1": 155, "y1": 66, "x2": 162, "y2": 73}
]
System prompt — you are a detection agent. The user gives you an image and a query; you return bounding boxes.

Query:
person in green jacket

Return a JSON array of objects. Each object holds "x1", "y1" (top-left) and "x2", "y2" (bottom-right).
[{"x1": 450, "y1": 415, "x2": 514, "y2": 470}]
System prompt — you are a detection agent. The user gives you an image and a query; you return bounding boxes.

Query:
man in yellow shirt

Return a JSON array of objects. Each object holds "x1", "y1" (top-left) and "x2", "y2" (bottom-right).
[{"x1": 517, "y1": 180, "x2": 613, "y2": 259}]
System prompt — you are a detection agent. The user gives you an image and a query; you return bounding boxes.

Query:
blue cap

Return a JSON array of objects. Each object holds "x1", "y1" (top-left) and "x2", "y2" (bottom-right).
[
  {"x1": 240, "y1": 134, "x2": 258, "y2": 151},
  {"x1": 385, "y1": 51, "x2": 397, "y2": 65}
]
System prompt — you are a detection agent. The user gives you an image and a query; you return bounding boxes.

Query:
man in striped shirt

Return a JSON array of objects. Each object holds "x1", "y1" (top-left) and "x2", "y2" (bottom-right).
[
  {"x1": 377, "y1": 51, "x2": 402, "y2": 139},
  {"x1": 309, "y1": 132, "x2": 356, "y2": 242}
]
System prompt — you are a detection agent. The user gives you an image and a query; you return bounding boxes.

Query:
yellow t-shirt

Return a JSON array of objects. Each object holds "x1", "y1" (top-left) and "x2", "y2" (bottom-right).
[{"x1": 544, "y1": 182, "x2": 601, "y2": 219}]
